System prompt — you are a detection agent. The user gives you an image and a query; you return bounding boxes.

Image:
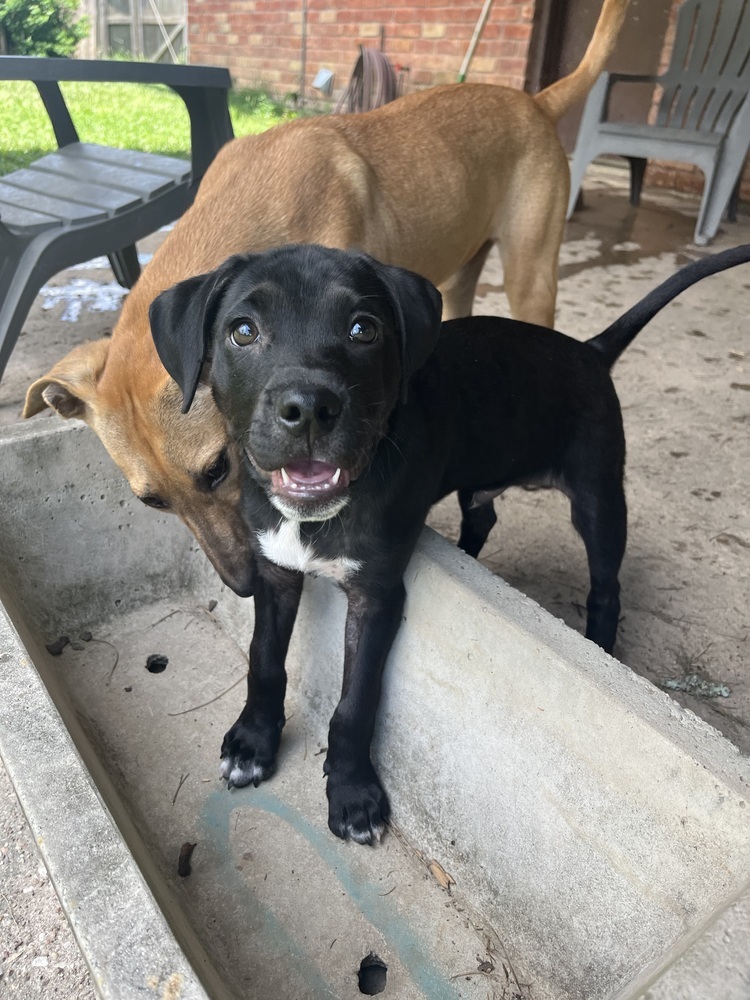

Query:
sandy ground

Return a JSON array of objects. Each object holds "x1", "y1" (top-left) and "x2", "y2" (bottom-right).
[{"x1": 0, "y1": 165, "x2": 748, "y2": 995}]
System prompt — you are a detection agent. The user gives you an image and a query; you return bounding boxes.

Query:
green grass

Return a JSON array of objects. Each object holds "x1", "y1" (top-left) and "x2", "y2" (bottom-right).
[{"x1": 0, "y1": 80, "x2": 297, "y2": 175}]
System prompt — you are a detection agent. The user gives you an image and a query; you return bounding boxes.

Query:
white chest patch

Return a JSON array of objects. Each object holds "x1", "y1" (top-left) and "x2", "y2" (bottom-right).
[{"x1": 257, "y1": 520, "x2": 362, "y2": 583}]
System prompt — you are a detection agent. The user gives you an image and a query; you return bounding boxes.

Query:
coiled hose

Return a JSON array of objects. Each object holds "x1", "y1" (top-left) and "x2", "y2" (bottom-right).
[{"x1": 334, "y1": 45, "x2": 399, "y2": 114}]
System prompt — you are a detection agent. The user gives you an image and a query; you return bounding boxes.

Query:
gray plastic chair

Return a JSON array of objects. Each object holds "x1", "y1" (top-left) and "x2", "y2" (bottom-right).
[
  {"x1": 0, "y1": 57, "x2": 233, "y2": 382},
  {"x1": 567, "y1": 0, "x2": 750, "y2": 245}
]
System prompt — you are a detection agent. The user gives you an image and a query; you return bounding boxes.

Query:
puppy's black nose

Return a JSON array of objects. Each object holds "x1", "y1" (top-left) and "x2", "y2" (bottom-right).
[{"x1": 276, "y1": 388, "x2": 342, "y2": 438}]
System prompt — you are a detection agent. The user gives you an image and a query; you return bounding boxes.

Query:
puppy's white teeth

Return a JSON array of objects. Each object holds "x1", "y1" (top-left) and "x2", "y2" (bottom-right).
[
  {"x1": 332, "y1": 468, "x2": 341, "y2": 485},
  {"x1": 281, "y1": 468, "x2": 290, "y2": 486}
]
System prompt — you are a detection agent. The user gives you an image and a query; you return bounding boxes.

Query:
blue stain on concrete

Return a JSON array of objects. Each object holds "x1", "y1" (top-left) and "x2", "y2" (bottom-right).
[
  {"x1": 201, "y1": 786, "x2": 459, "y2": 999},
  {"x1": 199, "y1": 788, "x2": 339, "y2": 1000}
]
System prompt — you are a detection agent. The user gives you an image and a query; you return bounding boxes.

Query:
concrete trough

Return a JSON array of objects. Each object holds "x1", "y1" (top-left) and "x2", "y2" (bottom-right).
[{"x1": 1, "y1": 418, "x2": 749, "y2": 999}]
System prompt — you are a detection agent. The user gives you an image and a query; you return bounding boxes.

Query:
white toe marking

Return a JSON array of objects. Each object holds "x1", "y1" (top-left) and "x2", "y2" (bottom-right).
[
  {"x1": 348, "y1": 823, "x2": 383, "y2": 845},
  {"x1": 220, "y1": 758, "x2": 266, "y2": 785}
]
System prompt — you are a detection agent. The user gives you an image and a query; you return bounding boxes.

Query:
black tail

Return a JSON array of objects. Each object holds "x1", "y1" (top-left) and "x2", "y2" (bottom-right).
[{"x1": 588, "y1": 244, "x2": 750, "y2": 368}]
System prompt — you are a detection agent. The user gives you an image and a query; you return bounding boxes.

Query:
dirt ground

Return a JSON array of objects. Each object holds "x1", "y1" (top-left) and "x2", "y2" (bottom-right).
[{"x1": 0, "y1": 164, "x2": 748, "y2": 995}]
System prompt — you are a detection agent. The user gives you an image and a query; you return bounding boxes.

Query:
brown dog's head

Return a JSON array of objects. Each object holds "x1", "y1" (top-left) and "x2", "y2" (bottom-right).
[
  {"x1": 23, "y1": 333, "x2": 256, "y2": 597},
  {"x1": 149, "y1": 245, "x2": 443, "y2": 523}
]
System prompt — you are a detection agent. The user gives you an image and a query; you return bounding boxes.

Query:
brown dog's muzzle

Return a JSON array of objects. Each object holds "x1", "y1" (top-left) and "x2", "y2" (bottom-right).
[{"x1": 183, "y1": 510, "x2": 256, "y2": 598}]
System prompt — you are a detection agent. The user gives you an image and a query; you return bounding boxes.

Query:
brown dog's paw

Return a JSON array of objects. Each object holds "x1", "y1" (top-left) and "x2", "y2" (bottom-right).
[
  {"x1": 220, "y1": 717, "x2": 282, "y2": 789},
  {"x1": 325, "y1": 765, "x2": 390, "y2": 845}
]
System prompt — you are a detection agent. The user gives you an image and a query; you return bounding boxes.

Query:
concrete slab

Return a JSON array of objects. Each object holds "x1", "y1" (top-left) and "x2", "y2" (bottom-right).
[
  {"x1": 1, "y1": 418, "x2": 750, "y2": 999},
  {"x1": 1, "y1": 160, "x2": 749, "y2": 999}
]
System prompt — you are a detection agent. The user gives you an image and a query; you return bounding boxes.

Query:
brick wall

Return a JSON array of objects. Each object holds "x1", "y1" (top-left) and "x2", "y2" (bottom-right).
[
  {"x1": 187, "y1": 0, "x2": 535, "y2": 101},
  {"x1": 187, "y1": 0, "x2": 747, "y2": 205}
]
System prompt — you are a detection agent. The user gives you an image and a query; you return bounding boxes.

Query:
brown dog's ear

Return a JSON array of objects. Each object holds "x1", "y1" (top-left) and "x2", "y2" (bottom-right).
[
  {"x1": 377, "y1": 263, "x2": 443, "y2": 403},
  {"x1": 23, "y1": 339, "x2": 110, "y2": 421},
  {"x1": 149, "y1": 256, "x2": 247, "y2": 413}
]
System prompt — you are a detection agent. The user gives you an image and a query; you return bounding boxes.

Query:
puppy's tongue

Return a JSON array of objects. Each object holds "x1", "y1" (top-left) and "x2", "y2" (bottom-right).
[{"x1": 271, "y1": 460, "x2": 350, "y2": 494}]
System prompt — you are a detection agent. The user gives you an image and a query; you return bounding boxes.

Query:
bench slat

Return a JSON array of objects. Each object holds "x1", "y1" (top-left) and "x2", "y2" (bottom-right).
[
  {"x1": 0, "y1": 181, "x2": 108, "y2": 225},
  {"x1": 33, "y1": 150, "x2": 181, "y2": 199},
  {"x1": 0, "y1": 201, "x2": 63, "y2": 235},
  {"x1": 73, "y1": 143, "x2": 191, "y2": 181},
  {"x1": 4, "y1": 166, "x2": 148, "y2": 215}
]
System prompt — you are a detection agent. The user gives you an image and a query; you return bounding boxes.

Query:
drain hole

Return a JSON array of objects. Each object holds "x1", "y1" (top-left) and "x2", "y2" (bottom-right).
[
  {"x1": 358, "y1": 952, "x2": 387, "y2": 995},
  {"x1": 146, "y1": 653, "x2": 169, "y2": 673}
]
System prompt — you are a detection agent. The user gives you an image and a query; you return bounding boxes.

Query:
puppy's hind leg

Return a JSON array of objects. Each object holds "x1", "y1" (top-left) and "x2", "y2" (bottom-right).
[
  {"x1": 569, "y1": 478, "x2": 627, "y2": 655},
  {"x1": 221, "y1": 560, "x2": 304, "y2": 788},
  {"x1": 457, "y1": 488, "x2": 497, "y2": 558},
  {"x1": 439, "y1": 241, "x2": 494, "y2": 320}
]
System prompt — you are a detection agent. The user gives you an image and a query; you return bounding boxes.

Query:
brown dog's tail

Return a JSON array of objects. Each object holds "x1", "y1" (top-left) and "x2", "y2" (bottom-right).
[
  {"x1": 588, "y1": 244, "x2": 750, "y2": 369},
  {"x1": 534, "y1": 0, "x2": 630, "y2": 123}
]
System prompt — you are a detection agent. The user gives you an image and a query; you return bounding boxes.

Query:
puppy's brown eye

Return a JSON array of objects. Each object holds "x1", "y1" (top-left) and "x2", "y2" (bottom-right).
[
  {"x1": 349, "y1": 319, "x2": 378, "y2": 344},
  {"x1": 140, "y1": 494, "x2": 169, "y2": 510},
  {"x1": 230, "y1": 320, "x2": 260, "y2": 346}
]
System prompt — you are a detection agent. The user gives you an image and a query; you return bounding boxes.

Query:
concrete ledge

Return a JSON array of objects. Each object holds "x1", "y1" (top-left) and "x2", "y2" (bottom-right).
[
  {"x1": 0, "y1": 607, "x2": 217, "y2": 1000},
  {"x1": 2, "y1": 420, "x2": 750, "y2": 999}
]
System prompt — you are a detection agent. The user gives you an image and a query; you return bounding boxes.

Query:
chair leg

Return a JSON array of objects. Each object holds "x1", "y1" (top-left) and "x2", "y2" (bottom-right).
[
  {"x1": 727, "y1": 174, "x2": 741, "y2": 223},
  {"x1": 0, "y1": 240, "x2": 52, "y2": 383},
  {"x1": 627, "y1": 157, "x2": 647, "y2": 207},
  {"x1": 108, "y1": 244, "x2": 141, "y2": 290},
  {"x1": 693, "y1": 159, "x2": 732, "y2": 246}
]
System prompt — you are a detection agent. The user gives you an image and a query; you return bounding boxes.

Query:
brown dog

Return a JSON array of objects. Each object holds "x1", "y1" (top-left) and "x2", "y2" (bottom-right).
[{"x1": 24, "y1": 0, "x2": 629, "y2": 594}]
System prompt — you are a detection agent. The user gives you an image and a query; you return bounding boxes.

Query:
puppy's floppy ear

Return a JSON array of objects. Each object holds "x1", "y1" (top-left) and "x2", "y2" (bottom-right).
[
  {"x1": 378, "y1": 263, "x2": 443, "y2": 403},
  {"x1": 149, "y1": 256, "x2": 246, "y2": 413}
]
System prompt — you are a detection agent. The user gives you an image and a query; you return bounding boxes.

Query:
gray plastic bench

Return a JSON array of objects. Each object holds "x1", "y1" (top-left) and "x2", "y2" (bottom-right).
[{"x1": 0, "y1": 56, "x2": 233, "y2": 381}]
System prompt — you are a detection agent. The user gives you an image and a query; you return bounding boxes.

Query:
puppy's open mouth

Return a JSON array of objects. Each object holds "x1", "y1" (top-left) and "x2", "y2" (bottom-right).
[{"x1": 270, "y1": 460, "x2": 351, "y2": 501}]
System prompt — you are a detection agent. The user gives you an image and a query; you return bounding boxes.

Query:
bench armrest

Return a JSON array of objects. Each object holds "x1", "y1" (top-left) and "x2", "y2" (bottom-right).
[
  {"x1": 0, "y1": 56, "x2": 231, "y2": 89},
  {"x1": 0, "y1": 56, "x2": 234, "y2": 183}
]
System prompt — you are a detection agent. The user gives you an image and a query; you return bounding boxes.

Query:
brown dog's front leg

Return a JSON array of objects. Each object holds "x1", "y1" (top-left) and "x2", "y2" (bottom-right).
[
  {"x1": 324, "y1": 580, "x2": 406, "y2": 845},
  {"x1": 221, "y1": 560, "x2": 303, "y2": 788}
]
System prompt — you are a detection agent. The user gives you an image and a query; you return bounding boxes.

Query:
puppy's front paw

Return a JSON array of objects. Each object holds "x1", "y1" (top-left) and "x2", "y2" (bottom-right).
[
  {"x1": 220, "y1": 715, "x2": 283, "y2": 789},
  {"x1": 325, "y1": 764, "x2": 390, "y2": 845}
]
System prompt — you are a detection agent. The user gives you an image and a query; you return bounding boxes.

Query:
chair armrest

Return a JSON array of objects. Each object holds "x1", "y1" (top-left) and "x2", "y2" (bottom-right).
[
  {"x1": 606, "y1": 72, "x2": 661, "y2": 87},
  {"x1": 0, "y1": 56, "x2": 234, "y2": 184}
]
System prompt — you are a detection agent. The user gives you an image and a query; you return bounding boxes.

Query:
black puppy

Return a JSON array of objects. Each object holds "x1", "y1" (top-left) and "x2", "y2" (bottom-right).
[{"x1": 150, "y1": 243, "x2": 750, "y2": 844}]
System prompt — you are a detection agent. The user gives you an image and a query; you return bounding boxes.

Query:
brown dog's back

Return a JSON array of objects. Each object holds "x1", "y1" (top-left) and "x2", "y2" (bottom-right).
[{"x1": 24, "y1": 0, "x2": 631, "y2": 592}]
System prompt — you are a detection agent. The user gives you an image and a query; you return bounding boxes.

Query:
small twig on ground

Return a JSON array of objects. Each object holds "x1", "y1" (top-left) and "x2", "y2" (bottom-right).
[
  {"x1": 167, "y1": 675, "x2": 245, "y2": 716},
  {"x1": 1, "y1": 891, "x2": 19, "y2": 928},
  {"x1": 172, "y1": 772, "x2": 189, "y2": 806},
  {"x1": 148, "y1": 608, "x2": 182, "y2": 629},
  {"x1": 709, "y1": 526, "x2": 730, "y2": 541},
  {"x1": 85, "y1": 638, "x2": 120, "y2": 684},
  {"x1": 689, "y1": 641, "x2": 714, "y2": 667}
]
